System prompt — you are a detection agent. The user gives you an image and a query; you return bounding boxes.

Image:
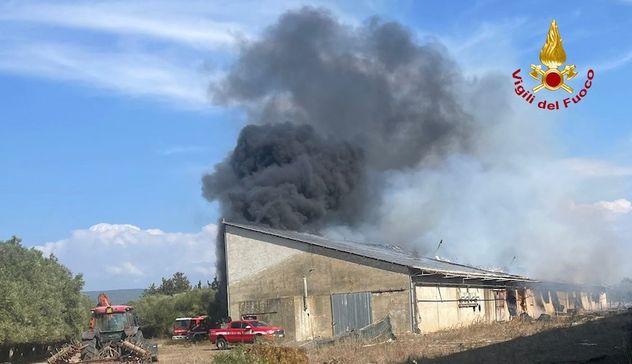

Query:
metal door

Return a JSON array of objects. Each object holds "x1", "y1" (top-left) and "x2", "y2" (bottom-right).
[{"x1": 331, "y1": 292, "x2": 372, "y2": 336}]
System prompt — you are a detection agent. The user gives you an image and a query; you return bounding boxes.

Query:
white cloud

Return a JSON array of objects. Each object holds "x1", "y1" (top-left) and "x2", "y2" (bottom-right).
[
  {"x1": 0, "y1": 0, "x2": 387, "y2": 107},
  {"x1": 594, "y1": 199, "x2": 632, "y2": 214},
  {"x1": 106, "y1": 262, "x2": 145, "y2": 277},
  {"x1": 0, "y1": 0, "x2": 244, "y2": 107},
  {"x1": 36, "y1": 223, "x2": 217, "y2": 291},
  {"x1": 0, "y1": 0, "x2": 363, "y2": 42},
  {"x1": 0, "y1": 1, "x2": 246, "y2": 49},
  {"x1": 0, "y1": 41, "x2": 219, "y2": 108},
  {"x1": 421, "y1": 17, "x2": 532, "y2": 76},
  {"x1": 594, "y1": 49, "x2": 632, "y2": 72}
]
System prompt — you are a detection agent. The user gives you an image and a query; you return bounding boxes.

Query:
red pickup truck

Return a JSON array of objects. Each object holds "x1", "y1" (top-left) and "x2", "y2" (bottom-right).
[{"x1": 208, "y1": 319, "x2": 285, "y2": 349}]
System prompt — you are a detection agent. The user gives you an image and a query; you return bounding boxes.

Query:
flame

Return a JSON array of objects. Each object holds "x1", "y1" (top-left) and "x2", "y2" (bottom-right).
[{"x1": 539, "y1": 20, "x2": 566, "y2": 69}]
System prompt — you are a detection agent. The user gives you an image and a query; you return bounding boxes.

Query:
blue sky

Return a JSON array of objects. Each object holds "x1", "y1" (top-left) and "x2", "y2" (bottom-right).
[{"x1": 1, "y1": 0, "x2": 631, "y2": 290}]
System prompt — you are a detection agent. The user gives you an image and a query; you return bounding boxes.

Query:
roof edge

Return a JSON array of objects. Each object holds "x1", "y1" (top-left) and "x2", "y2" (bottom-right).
[{"x1": 223, "y1": 221, "x2": 534, "y2": 282}]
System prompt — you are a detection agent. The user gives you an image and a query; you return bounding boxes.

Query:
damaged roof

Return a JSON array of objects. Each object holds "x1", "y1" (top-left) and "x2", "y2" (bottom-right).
[{"x1": 224, "y1": 221, "x2": 534, "y2": 282}]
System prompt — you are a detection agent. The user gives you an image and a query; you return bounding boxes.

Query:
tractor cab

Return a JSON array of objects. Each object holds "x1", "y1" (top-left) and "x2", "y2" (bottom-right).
[{"x1": 90, "y1": 305, "x2": 139, "y2": 333}]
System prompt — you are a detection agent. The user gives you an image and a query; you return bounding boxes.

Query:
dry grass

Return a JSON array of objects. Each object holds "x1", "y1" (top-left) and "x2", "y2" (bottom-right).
[
  {"x1": 308, "y1": 314, "x2": 616, "y2": 364},
  {"x1": 157, "y1": 340, "x2": 307, "y2": 364},
  {"x1": 152, "y1": 312, "x2": 632, "y2": 364},
  {"x1": 213, "y1": 345, "x2": 308, "y2": 364},
  {"x1": 156, "y1": 339, "x2": 218, "y2": 364},
  {"x1": 250, "y1": 345, "x2": 308, "y2": 364}
]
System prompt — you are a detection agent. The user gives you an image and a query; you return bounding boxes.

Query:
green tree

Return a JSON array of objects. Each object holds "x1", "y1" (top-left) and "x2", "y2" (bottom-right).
[
  {"x1": 133, "y1": 273, "x2": 222, "y2": 337},
  {"x1": 171, "y1": 272, "x2": 191, "y2": 293},
  {"x1": 131, "y1": 288, "x2": 215, "y2": 337},
  {"x1": 144, "y1": 272, "x2": 192, "y2": 296},
  {"x1": 0, "y1": 236, "x2": 90, "y2": 345},
  {"x1": 144, "y1": 283, "x2": 158, "y2": 296}
]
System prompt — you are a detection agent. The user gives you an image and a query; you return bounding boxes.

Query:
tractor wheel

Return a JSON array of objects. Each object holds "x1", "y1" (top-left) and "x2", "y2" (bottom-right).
[
  {"x1": 80, "y1": 339, "x2": 98, "y2": 360},
  {"x1": 216, "y1": 337, "x2": 228, "y2": 350}
]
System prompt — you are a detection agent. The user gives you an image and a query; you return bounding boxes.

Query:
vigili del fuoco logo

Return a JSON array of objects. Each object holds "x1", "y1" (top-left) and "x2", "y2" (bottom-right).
[{"x1": 512, "y1": 19, "x2": 594, "y2": 110}]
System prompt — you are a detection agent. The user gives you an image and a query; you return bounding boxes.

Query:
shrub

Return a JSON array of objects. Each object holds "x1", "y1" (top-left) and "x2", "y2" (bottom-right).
[
  {"x1": 213, "y1": 345, "x2": 308, "y2": 364},
  {"x1": 0, "y1": 237, "x2": 90, "y2": 345},
  {"x1": 130, "y1": 288, "x2": 215, "y2": 337}
]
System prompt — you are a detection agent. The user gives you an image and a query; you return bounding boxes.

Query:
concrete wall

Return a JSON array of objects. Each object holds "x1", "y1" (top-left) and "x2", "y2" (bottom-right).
[
  {"x1": 225, "y1": 226, "x2": 412, "y2": 341},
  {"x1": 415, "y1": 285, "x2": 607, "y2": 334},
  {"x1": 415, "y1": 286, "x2": 506, "y2": 333}
]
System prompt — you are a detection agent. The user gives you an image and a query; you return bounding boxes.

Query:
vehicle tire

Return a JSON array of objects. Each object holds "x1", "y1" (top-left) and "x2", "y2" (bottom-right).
[
  {"x1": 80, "y1": 339, "x2": 98, "y2": 360},
  {"x1": 254, "y1": 334, "x2": 263, "y2": 344},
  {"x1": 216, "y1": 337, "x2": 228, "y2": 350}
]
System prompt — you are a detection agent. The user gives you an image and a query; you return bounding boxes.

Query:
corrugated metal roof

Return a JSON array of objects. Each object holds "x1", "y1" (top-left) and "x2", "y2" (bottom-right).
[{"x1": 224, "y1": 221, "x2": 534, "y2": 282}]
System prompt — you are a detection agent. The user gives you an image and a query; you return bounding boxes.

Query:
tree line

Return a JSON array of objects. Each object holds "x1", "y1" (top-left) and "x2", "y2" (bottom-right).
[
  {"x1": 0, "y1": 234, "x2": 223, "y2": 348},
  {"x1": 130, "y1": 272, "x2": 221, "y2": 337},
  {"x1": 0, "y1": 237, "x2": 91, "y2": 346}
]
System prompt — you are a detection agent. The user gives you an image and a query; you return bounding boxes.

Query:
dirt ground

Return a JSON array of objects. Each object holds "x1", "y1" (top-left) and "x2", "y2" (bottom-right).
[
  {"x1": 127, "y1": 311, "x2": 632, "y2": 364},
  {"x1": 157, "y1": 340, "x2": 220, "y2": 364}
]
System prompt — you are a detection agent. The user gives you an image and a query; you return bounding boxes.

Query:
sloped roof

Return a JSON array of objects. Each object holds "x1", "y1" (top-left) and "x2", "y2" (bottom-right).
[{"x1": 224, "y1": 221, "x2": 534, "y2": 282}]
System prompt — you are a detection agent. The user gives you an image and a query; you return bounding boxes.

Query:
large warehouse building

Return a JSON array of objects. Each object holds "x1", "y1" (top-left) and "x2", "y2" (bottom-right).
[{"x1": 222, "y1": 221, "x2": 607, "y2": 341}]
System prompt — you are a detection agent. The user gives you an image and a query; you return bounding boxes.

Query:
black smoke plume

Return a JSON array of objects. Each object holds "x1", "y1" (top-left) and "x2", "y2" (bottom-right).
[
  {"x1": 205, "y1": 7, "x2": 475, "y2": 228},
  {"x1": 215, "y1": 8, "x2": 474, "y2": 171},
  {"x1": 203, "y1": 122, "x2": 366, "y2": 231}
]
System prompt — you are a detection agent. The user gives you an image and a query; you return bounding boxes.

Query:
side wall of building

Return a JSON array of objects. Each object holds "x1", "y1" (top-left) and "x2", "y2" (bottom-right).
[
  {"x1": 225, "y1": 226, "x2": 413, "y2": 341},
  {"x1": 223, "y1": 225, "x2": 608, "y2": 339},
  {"x1": 415, "y1": 286, "x2": 509, "y2": 333},
  {"x1": 520, "y1": 288, "x2": 607, "y2": 317},
  {"x1": 415, "y1": 285, "x2": 607, "y2": 334}
]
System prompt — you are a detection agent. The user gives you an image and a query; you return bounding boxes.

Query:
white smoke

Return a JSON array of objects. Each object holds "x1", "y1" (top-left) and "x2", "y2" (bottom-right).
[{"x1": 325, "y1": 75, "x2": 630, "y2": 285}]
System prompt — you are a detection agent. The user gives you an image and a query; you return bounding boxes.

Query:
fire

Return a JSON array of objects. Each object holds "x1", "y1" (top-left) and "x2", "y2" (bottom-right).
[{"x1": 539, "y1": 20, "x2": 566, "y2": 69}]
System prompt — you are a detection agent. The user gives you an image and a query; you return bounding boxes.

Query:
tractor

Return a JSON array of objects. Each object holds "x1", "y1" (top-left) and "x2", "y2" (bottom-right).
[
  {"x1": 47, "y1": 293, "x2": 158, "y2": 363},
  {"x1": 81, "y1": 293, "x2": 158, "y2": 362}
]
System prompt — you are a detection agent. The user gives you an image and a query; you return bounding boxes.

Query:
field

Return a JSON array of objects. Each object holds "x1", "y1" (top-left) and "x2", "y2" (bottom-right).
[
  {"x1": 158, "y1": 340, "x2": 220, "y2": 363},
  {"x1": 156, "y1": 310, "x2": 632, "y2": 364}
]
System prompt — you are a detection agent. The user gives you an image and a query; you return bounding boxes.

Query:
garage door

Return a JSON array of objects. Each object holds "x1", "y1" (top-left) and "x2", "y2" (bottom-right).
[{"x1": 331, "y1": 292, "x2": 372, "y2": 336}]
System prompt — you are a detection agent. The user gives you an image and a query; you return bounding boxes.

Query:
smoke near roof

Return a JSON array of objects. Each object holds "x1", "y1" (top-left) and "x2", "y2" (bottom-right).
[
  {"x1": 203, "y1": 122, "x2": 366, "y2": 231},
  {"x1": 203, "y1": 7, "x2": 629, "y2": 286}
]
